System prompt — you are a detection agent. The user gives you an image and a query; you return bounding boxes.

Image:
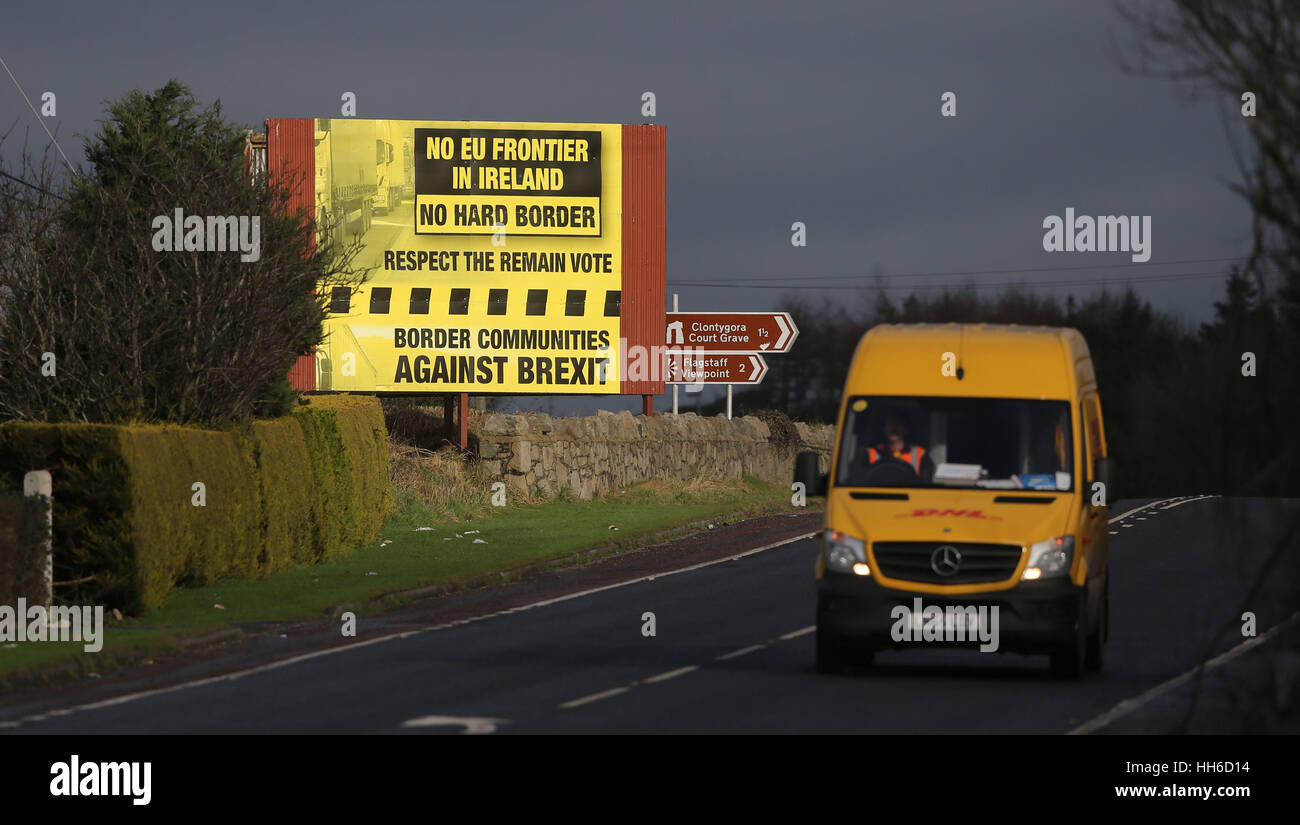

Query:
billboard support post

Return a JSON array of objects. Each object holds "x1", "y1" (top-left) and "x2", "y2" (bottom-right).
[
  {"x1": 672, "y1": 293, "x2": 679, "y2": 416},
  {"x1": 459, "y1": 393, "x2": 469, "y2": 451}
]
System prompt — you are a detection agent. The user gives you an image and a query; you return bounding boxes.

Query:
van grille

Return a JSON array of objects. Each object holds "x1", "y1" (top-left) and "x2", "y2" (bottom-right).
[{"x1": 871, "y1": 542, "x2": 1022, "y2": 584}]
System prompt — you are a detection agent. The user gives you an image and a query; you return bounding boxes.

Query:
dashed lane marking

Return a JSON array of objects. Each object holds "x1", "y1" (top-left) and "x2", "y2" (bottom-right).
[
  {"x1": 644, "y1": 666, "x2": 699, "y2": 684},
  {"x1": 558, "y1": 687, "x2": 631, "y2": 710},
  {"x1": 716, "y1": 644, "x2": 767, "y2": 661},
  {"x1": 559, "y1": 626, "x2": 815, "y2": 710},
  {"x1": 1159, "y1": 494, "x2": 1219, "y2": 511}
]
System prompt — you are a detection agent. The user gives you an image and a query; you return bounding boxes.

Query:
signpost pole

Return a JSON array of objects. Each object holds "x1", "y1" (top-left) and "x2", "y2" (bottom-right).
[
  {"x1": 672, "y1": 293, "x2": 679, "y2": 417},
  {"x1": 726, "y1": 384, "x2": 732, "y2": 420}
]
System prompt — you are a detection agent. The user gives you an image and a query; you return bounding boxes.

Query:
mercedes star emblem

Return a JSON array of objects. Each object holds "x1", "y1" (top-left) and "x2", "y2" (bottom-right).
[{"x1": 930, "y1": 545, "x2": 962, "y2": 576}]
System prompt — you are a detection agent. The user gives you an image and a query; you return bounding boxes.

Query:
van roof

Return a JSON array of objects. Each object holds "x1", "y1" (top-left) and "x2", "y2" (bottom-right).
[{"x1": 845, "y1": 323, "x2": 1094, "y2": 400}]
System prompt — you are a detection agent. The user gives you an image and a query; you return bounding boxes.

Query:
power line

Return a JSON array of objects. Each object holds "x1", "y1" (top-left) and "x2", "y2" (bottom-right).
[
  {"x1": 0, "y1": 167, "x2": 64, "y2": 199},
  {"x1": 668, "y1": 256, "x2": 1246, "y2": 286},
  {"x1": 0, "y1": 53, "x2": 75, "y2": 174},
  {"x1": 678, "y1": 268, "x2": 1259, "y2": 292}
]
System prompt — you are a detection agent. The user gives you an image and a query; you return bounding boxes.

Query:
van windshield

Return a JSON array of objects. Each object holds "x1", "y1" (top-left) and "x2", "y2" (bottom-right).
[{"x1": 835, "y1": 396, "x2": 1075, "y2": 490}]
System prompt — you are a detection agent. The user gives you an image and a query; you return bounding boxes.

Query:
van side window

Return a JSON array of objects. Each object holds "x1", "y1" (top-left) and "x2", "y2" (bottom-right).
[
  {"x1": 1082, "y1": 394, "x2": 1102, "y2": 480},
  {"x1": 1080, "y1": 399, "x2": 1090, "y2": 479}
]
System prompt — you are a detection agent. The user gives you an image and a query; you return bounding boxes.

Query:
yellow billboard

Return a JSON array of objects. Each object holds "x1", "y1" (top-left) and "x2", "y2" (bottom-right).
[{"x1": 314, "y1": 119, "x2": 622, "y2": 393}]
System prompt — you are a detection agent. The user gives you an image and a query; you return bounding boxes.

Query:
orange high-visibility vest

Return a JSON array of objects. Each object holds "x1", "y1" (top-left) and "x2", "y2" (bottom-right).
[{"x1": 868, "y1": 445, "x2": 925, "y2": 473}]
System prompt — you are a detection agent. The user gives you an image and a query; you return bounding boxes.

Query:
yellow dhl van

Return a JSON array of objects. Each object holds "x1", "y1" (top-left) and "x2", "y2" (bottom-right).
[{"x1": 795, "y1": 324, "x2": 1115, "y2": 678}]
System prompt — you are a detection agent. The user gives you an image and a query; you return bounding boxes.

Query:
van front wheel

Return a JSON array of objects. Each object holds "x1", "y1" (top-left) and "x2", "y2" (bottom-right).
[
  {"x1": 816, "y1": 626, "x2": 872, "y2": 675},
  {"x1": 815, "y1": 627, "x2": 846, "y2": 675},
  {"x1": 1050, "y1": 594, "x2": 1088, "y2": 679},
  {"x1": 1085, "y1": 578, "x2": 1108, "y2": 673}
]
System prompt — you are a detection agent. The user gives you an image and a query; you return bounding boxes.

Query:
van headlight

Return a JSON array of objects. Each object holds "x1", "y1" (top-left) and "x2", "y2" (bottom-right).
[
  {"x1": 824, "y1": 530, "x2": 868, "y2": 575},
  {"x1": 1021, "y1": 536, "x2": 1075, "y2": 579}
]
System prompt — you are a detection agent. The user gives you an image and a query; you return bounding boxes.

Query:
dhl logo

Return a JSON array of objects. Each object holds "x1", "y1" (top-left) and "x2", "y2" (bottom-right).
[{"x1": 894, "y1": 509, "x2": 1002, "y2": 520}]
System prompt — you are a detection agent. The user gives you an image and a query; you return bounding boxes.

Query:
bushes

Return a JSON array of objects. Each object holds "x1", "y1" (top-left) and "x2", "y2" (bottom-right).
[
  {"x1": 0, "y1": 395, "x2": 392, "y2": 613},
  {"x1": 122, "y1": 426, "x2": 262, "y2": 611},
  {"x1": 250, "y1": 417, "x2": 324, "y2": 571},
  {"x1": 292, "y1": 395, "x2": 391, "y2": 557},
  {"x1": 0, "y1": 424, "x2": 135, "y2": 609}
]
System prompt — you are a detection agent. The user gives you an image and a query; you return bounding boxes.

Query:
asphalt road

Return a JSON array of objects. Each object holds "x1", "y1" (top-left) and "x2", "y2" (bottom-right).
[{"x1": 4, "y1": 495, "x2": 1298, "y2": 733}]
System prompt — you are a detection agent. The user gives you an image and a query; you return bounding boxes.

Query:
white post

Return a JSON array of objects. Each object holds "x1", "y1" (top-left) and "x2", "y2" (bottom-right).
[
  {"x1": 23, "y1": 470, "x2": 52, "y2": 607},
  {"x1": 726, "y1": 384, "x2": 733, "y2": 420},
  {"x1": 672, "y1": 293, "x2": 679, "y2": 416}
]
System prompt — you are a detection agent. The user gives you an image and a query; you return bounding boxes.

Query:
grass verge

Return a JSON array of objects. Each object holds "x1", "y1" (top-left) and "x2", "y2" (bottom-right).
[{"x1": 0, "y1": 471, "x2": 806, "y2": 686}]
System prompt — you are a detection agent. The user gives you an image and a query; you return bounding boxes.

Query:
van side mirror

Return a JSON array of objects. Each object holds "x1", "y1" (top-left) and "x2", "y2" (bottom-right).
[
  {"x1": 1094, "y1": 456, "x2": 1117, "y2": 505},
  {"x1": 794, "y1": 451, "x2": 828, "y2": 497}
]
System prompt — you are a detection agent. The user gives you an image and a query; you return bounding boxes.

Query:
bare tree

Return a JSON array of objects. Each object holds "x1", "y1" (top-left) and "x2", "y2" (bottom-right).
[
  {"x1": 1116, "y1": 1, "x2": 1300, "y2": 302},
  {"x1": 1119, "y1": 1, "x2": 1300, "y2": 491},
  {"x1": 1116, "y1": 1, "x2": 1300, "y2": 732}
]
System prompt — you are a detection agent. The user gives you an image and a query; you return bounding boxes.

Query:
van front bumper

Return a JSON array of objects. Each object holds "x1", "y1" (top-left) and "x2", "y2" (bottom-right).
[{"x1": 816, "y1": 571, "x2": 1082, "y2": 655}]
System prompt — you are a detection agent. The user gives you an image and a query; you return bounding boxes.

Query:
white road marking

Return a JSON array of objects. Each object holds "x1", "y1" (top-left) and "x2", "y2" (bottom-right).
[
  {"x1": 3, "y1": 530, "x2": 819, "y2": 729},
  {"x1": 1159, "y1": 494, "x2": 1218, "y2": 511},
  {"x1": 1104, "y1": 496, "x2": 1218, "y2": 538},
  {"x1": 1070, "y1": 609, "x2": 1300, "y2": 735},
  {"x1": 716, "y1": 644, "x2": 766, "y2": 661},
  {"x1": 401, "y1": 715, "x2": 506, "y2": 734},
  {"x1": 559, "y1": 625, "x2": 816, "y2": 709},
  {"x1": 1108, "y1": 497, "x2": 1179, "y2": 524},
  {"x1": 558, "y1": 686, "x2": 630, "y2": 709},
  {"x1": 643, "y1": 665, "x2": 698, "y2": 684}
]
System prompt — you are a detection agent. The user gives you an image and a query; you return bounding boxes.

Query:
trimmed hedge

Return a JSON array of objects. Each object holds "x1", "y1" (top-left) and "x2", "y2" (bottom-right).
[
  {"x1": 292, "y1": 394, "x2": 391, "y2": 558},
  {"x1": 0, "y1": 395, "x2": 392, "y2": 613},
  {"x1": 122, "y1": 426, "x2": 262, "y2": 608},
  {"x1": 250, "y1": 417, "x2": 325, "y2": 571}
]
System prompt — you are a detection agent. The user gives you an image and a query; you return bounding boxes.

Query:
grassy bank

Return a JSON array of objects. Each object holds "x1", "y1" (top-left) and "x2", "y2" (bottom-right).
[{"x1": 0, "y1": 458, "x2": 805, "y2": 683}]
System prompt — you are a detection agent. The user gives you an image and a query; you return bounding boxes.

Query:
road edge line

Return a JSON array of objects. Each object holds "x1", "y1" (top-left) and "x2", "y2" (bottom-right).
[{"x1": 1068, "y1": 609, "x2": 1300, "y2": 735}]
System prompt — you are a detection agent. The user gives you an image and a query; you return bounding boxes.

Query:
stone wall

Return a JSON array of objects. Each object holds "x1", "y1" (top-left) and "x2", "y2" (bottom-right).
[{"x1": 476, "y1": 411, "x2": 835, "y2": 499}]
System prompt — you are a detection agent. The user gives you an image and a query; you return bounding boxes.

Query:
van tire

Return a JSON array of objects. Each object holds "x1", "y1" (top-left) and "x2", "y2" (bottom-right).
[
  {"x1": 816, "y1": 627, "x2": 846, "y2": 674},
  {"x1": 1085, "y1": 578, "x2": 1108, "y2": 673},
  {"x1": 816, "y1": 626, "x2": 872, "y2": 675},
  {"x1": 1050, "y1": 594, "x2": 1088, "y2": 679}
]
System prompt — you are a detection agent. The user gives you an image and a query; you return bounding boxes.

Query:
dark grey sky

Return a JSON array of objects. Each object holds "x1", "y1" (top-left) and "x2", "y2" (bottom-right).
[{"x1": 2, "y1": 0, "x2": 1255, "y2": 412}]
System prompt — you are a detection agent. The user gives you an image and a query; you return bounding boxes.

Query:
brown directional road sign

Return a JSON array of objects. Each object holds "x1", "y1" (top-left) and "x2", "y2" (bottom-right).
[
  {"x1": 665, "y1": 312, "x2": 798, "y2": 353},
  {"x1": 665, "y1": 352, "x2": 768, "y2": 385}
]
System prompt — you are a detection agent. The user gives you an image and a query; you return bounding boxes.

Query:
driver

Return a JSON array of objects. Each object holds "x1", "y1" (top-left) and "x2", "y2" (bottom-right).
[{"x1": 867, "y1": 413, "x2": 934, "y2": 478}]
